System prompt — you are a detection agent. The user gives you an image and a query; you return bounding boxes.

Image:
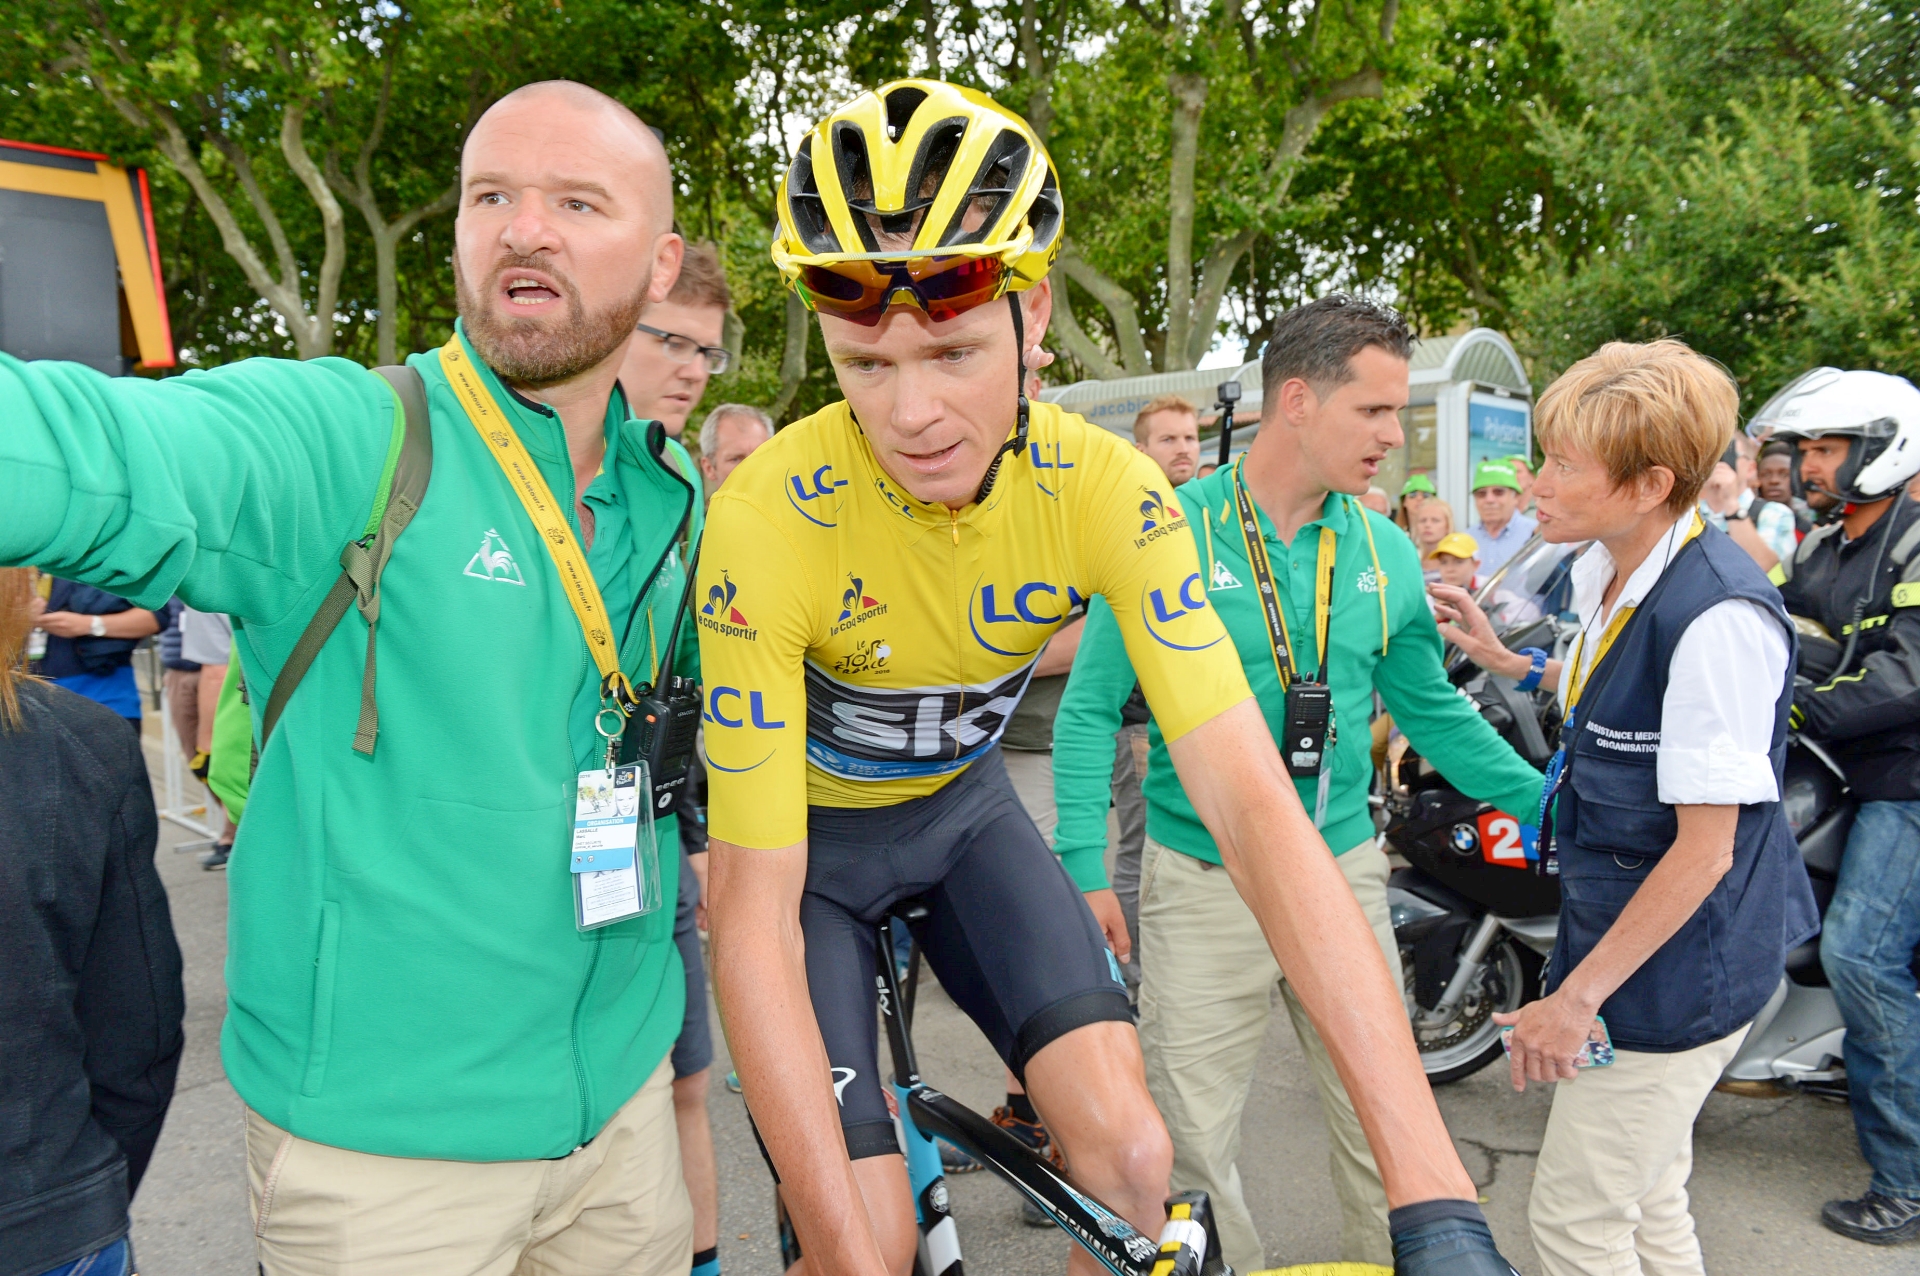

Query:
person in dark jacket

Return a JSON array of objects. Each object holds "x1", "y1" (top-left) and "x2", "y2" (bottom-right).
[
  {"x1": 1, "y1": 567, "x2": 186, "y2": 1276},
  {"x1": 27, "y1": 578, "x2": 162, "y2": 730},
  {"x1": 1760, "y1": 368, "x2": 1920, "y2": 1245},
  {"x1": 1433, "y1": 340, "x2": 1816, "y2": 1276}
]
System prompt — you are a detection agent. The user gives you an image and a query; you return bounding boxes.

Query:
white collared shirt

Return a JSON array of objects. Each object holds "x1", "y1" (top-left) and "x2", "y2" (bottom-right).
[{"x1": 1560, "y1": 514, "x2": 1789, "y2": 805}]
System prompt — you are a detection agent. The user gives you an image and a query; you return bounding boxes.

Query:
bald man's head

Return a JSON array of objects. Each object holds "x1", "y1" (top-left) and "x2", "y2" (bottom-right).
[{"x1": 454, "y1": 80, "x2": 683, "y2": 387}]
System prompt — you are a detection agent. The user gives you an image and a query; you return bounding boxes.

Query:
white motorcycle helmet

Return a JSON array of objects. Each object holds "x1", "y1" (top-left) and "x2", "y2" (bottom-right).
[{"x1": 1750, "y1": 367, "x2": 1920, "y2": 502}]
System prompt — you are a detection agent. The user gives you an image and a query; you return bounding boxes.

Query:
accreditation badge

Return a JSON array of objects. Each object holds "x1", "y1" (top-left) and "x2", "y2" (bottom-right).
[{"x1": 571, "y1": 762, "x2": 664, "y2": 930}]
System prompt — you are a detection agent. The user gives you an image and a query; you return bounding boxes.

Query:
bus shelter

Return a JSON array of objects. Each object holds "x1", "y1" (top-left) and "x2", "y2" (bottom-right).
[{"x1": 1038, "y1": 327, "x2": 1532, "y2": 525}]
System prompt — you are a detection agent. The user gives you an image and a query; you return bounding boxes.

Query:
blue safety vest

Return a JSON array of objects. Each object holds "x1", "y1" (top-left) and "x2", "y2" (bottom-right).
[{"x1": 1547, "y1": 526, "x2": 1820, "y2": 1052}]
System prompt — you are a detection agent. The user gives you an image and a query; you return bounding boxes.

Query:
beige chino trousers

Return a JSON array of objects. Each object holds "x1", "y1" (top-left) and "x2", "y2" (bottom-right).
[
  {"x1": 247, "y1": 1059, "x2": 691, "y2": 1276},
  {"x1": 1529, "y1": 1026, "x2": 1749, "y2": 1276},
  {"x1": 1137, "y1": 836, "x2": 1402, "y2": 1272}
]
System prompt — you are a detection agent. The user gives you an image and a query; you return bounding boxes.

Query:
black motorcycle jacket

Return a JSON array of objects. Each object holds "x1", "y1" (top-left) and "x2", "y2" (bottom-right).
[{"x1": 1778, "y1": 495, "x2": 1920, "y2": 800}]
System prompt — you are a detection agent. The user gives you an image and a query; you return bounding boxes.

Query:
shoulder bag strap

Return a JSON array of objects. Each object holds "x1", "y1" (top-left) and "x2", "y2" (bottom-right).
[{"x1": 260, "y1": 365, "x2": 433, "y2": 755}]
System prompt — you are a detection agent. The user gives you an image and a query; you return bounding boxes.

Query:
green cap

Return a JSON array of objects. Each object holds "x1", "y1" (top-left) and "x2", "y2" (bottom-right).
[
  {"x1": 1472, "y1": 460, "x2": 1521, "y2": 493},
  {"x1": 1400, "y1": 473, "x2": 1437, "y2": 496}
]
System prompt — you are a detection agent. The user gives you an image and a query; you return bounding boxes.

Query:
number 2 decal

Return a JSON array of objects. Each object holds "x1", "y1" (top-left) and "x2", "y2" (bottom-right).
[{"x1": 1477, "y1": 811, "x2": 1534, "y2": 867}]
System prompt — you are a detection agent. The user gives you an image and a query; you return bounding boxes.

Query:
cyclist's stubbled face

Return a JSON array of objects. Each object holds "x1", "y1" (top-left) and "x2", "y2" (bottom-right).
[
  {"x1": 454, "y1": 86, "x2": 683, "y2": 388},
  {"x1": 819, "y1": 282, "x2": 1053, "y2": 510}
]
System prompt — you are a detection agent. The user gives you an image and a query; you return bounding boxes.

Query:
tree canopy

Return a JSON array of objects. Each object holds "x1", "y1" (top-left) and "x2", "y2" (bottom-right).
[{"x1": 4, "y1": 0, "x2": 1913, "y2": 416}]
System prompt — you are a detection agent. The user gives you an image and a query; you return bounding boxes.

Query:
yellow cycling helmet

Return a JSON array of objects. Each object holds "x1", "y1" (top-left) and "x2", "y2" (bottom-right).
[{"x1": 772, "y1": 79, "x2": 1063, "y2": 324}]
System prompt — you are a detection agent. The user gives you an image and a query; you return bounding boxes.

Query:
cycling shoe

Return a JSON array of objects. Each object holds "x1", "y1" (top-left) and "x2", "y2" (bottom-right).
[{"x1": 1389, "y1": 1200, "x2": 1518, "y2": 1276}]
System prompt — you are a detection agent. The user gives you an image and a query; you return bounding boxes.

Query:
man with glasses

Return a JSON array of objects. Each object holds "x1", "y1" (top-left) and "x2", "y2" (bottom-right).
[
  {"x1": 698, "y1": 79, "x2": 1517, "y2": 1276},
  {"x1": 617, "y1": 239, "x2": 736, "y2": 1276},
  {"x1": 619, "y1": 241, "x2": 734, "y2": 465}
]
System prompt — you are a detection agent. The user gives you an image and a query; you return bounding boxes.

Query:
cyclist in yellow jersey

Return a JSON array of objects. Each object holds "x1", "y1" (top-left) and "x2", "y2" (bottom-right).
[{"x1": 701, "y1": 80, "x2": 1512, "y2": 1276}]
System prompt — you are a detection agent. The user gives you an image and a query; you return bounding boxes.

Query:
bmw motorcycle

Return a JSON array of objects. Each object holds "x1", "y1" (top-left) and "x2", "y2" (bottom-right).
[
  {"x1": 1383, "y1": 536, "x2": 1577, "y2": 1084},
  {"x1": 1383, "y1": 536, "x2": 1857, "y2": 1089}
]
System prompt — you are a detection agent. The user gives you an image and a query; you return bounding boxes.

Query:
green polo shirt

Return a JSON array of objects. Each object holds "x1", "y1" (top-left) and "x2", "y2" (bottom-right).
[{"x1": 1052, "y1": 464, "x2": 1545, "y2": 887}]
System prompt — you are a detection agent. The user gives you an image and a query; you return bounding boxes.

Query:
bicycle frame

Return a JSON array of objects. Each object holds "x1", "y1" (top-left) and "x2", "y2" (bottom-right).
[{"x1": 875, "y1": 908, "x2": 1231, "y2": 1276}]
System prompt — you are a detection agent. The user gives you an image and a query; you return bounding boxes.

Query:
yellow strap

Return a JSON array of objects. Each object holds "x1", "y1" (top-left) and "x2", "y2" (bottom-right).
[
  {"x1": 1234, "y1": 460, "x2": 1340, "y2": 682},
  {"x1": 1313, "y1": 525, "x2": 1335, "y2": 669},
  {"x1": 438, "y1": 334, "x2": 632, "y2": 707},
  {"x1": 1566, "y1": 513, "x2": 1705, "y2": 708}
]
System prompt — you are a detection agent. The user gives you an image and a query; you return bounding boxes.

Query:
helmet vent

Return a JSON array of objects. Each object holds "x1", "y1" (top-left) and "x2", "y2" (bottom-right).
[
  {"x1": 784, "y1": 142, "x2": 842, "y2": 255},
  {"x1": 940, "y1": 129, "x2": 1031, "y2": 247},
  {"x1": 883, "y1": 85, "x2": 929, "y2": 140},
  {"x1": 830, "y1": 124, "x2": 882, "y2": 251}
]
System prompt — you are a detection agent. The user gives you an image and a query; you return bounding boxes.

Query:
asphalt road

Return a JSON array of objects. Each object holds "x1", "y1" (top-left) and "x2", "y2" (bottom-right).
[{"x1": 129, "y1": 724, "x2": 1907, "y2": 1274}]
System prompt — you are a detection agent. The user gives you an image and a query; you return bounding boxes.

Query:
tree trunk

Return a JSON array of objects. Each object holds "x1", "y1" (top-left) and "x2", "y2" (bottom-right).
[
  {"x1": 1164, "y1": 72, "x2": 1209, "y2": 371},
  {"x1": 1047, "y1": 281, "x2": 1126, "y2": 380},
  {"x1": 771, "y1": 291, "x2": 811, "y2": 422},
  {"x1": 1061, "y1": 251, "x2": 1153, "y2": 374}
]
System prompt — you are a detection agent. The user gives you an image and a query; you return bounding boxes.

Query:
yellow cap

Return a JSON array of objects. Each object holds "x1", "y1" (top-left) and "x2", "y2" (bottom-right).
[{"x1": 1432, "y1": 532, "x2": 1480, "y2": 560}]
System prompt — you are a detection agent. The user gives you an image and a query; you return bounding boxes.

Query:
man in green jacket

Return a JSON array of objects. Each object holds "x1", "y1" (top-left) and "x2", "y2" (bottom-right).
[
  {"x1": 1053, "y1": 296, "x2": 1544, "y2": 1272},
  {"x1": 0, "y1": 81, "x2": 700, "y2": 1275}
]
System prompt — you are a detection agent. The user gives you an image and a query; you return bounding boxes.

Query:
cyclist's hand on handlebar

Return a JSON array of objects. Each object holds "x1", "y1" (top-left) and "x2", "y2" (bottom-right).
[
  {"x1": 1390, "y1": 1201, "x2": 1519, "y2": 1276},
  {"x1": 1083, "y1": 888, "x2": 1131, "y2": 963}
]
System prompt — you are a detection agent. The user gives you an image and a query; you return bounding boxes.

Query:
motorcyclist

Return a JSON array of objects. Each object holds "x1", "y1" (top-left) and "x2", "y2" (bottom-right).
[{"x1": 1756, "y1": 368, "x2": 1920, "y2": 1247}]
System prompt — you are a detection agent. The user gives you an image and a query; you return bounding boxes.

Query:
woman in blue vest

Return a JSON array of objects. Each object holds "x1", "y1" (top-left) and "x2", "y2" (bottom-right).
[{"x1": 1431, "y1": 338, "x2": 1819, "y2": 1276}]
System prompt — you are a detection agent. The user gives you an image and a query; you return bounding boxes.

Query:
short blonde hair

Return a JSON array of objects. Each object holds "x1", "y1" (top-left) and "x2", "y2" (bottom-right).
[
  {"x1": 1534, "y1": 339, "x2": 1736, "y2": 515},
  {"x1": 1412, "y1": 497, "x2": 1455, "y2": 554},
  {"x1": 1133, "y1": 394, "x2": 1198, "y2": 444}
]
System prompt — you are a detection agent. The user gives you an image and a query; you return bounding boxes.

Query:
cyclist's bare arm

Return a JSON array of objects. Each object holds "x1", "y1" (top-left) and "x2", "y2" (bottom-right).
[
  {"x1": 1165, "y1": 697, "x2": 1479, "y2": 1208},
  {"x1": 708, "y1": 837, "x2": 894, "y2": 1276}
]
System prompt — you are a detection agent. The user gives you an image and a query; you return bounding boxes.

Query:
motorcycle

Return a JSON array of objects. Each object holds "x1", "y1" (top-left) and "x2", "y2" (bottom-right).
[
  {"x1": 1383, "y1": 535, "x2": 1577, "y2": 1084},
  {"x1": 1383, "y1": 535, "x2": 1856, "y2": 1090}
]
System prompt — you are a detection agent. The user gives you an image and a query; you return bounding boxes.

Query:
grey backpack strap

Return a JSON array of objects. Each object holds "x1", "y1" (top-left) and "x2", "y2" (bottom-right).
[{"x1": 260, "y1": 365, "x2": 433, "y2": 756}]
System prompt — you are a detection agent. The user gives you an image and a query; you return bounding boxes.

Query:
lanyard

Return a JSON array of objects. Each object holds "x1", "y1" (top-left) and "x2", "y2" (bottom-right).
[
  {"x1": 1563, "y1": 513, "x2": 1706, "y2": 709},
  {"x1": 439, "y1": 334, "x2": 638, "y2": 732},
  {"x1": 1232, "y1": 462, "x2": 1334, "y2": 689},
  {"x1": 1536, "y1": 512, "x2": 1706, "y2": 854}
]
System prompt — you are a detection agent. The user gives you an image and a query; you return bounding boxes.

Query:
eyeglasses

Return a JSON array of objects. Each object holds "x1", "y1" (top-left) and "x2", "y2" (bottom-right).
[
  {"x1": 794, "y1": 254, "x2": 1012, "y2": 326},
  {"x1": 635, "y1": 323, "x2": 732, "y2": 375}
]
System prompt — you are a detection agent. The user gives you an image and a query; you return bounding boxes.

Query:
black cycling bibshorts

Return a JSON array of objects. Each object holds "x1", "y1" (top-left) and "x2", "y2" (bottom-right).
[{"x1": 800, "y1": 746, "x2": 1131, "y2": 1161}]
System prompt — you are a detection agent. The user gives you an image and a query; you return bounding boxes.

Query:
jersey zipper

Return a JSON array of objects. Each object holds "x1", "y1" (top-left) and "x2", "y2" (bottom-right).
[
  {"x1": 949, "y1": 506, "x2": 965, "y2": 760},
  {"x1": 570, "y1": 932, "x2": 603, "y2": 1147}
]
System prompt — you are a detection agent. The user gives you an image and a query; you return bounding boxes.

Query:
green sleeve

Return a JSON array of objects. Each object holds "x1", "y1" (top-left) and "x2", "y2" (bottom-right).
[
  {"x1": 1051, "y1": 595, "x2": 1136, "y2": 891},
  {"x1": 0, "y1": 353, "x2": 393, "y2": 622},
  {"x1": 207, "y1": 656, "x2": 252, "y2": 823},
  {"x1": 1372, "y1": 530, "x2": 1546, "y2": 822}
]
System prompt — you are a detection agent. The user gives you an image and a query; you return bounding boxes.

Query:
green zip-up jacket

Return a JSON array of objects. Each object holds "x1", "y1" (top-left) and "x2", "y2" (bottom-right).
[
  {"x1": 0, "y1": 324, "x2": 702, "y2": 1161},
  {"x1": 1053, "y1": 466, "x2": 1544, "y2": 886}
]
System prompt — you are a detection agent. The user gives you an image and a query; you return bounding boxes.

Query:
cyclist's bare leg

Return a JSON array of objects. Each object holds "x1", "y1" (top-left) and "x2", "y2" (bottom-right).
[
  {"x1": 784, "y1": 1155, "x2": 917, "y2": 1276},
  {"x1": 1024, "y1": 1019, "x2": 1173, "y2": 1276}
]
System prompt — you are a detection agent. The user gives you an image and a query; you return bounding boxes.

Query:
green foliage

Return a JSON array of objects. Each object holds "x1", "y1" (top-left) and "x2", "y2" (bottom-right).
[
  {"x1": 1, "y1": 0, "x2": 1913, "y2": 415},
  {"x1": 1505, "y1": 0, "x2": 1920, "y2": 400}
]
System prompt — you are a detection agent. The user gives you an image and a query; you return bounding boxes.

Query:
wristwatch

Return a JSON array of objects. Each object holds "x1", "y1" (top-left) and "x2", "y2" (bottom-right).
[
  {"x1": 89, "y1": 615, "x2": 107, "y2": 638},
  {"x1": 1515, "y1": 647, "x2": 1548, "y2": 691}
]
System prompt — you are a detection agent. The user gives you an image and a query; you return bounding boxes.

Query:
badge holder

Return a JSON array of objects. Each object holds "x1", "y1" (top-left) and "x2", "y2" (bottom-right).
[{"x1": 571, "y1": 710, "x2": 664, "y2": 931}]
